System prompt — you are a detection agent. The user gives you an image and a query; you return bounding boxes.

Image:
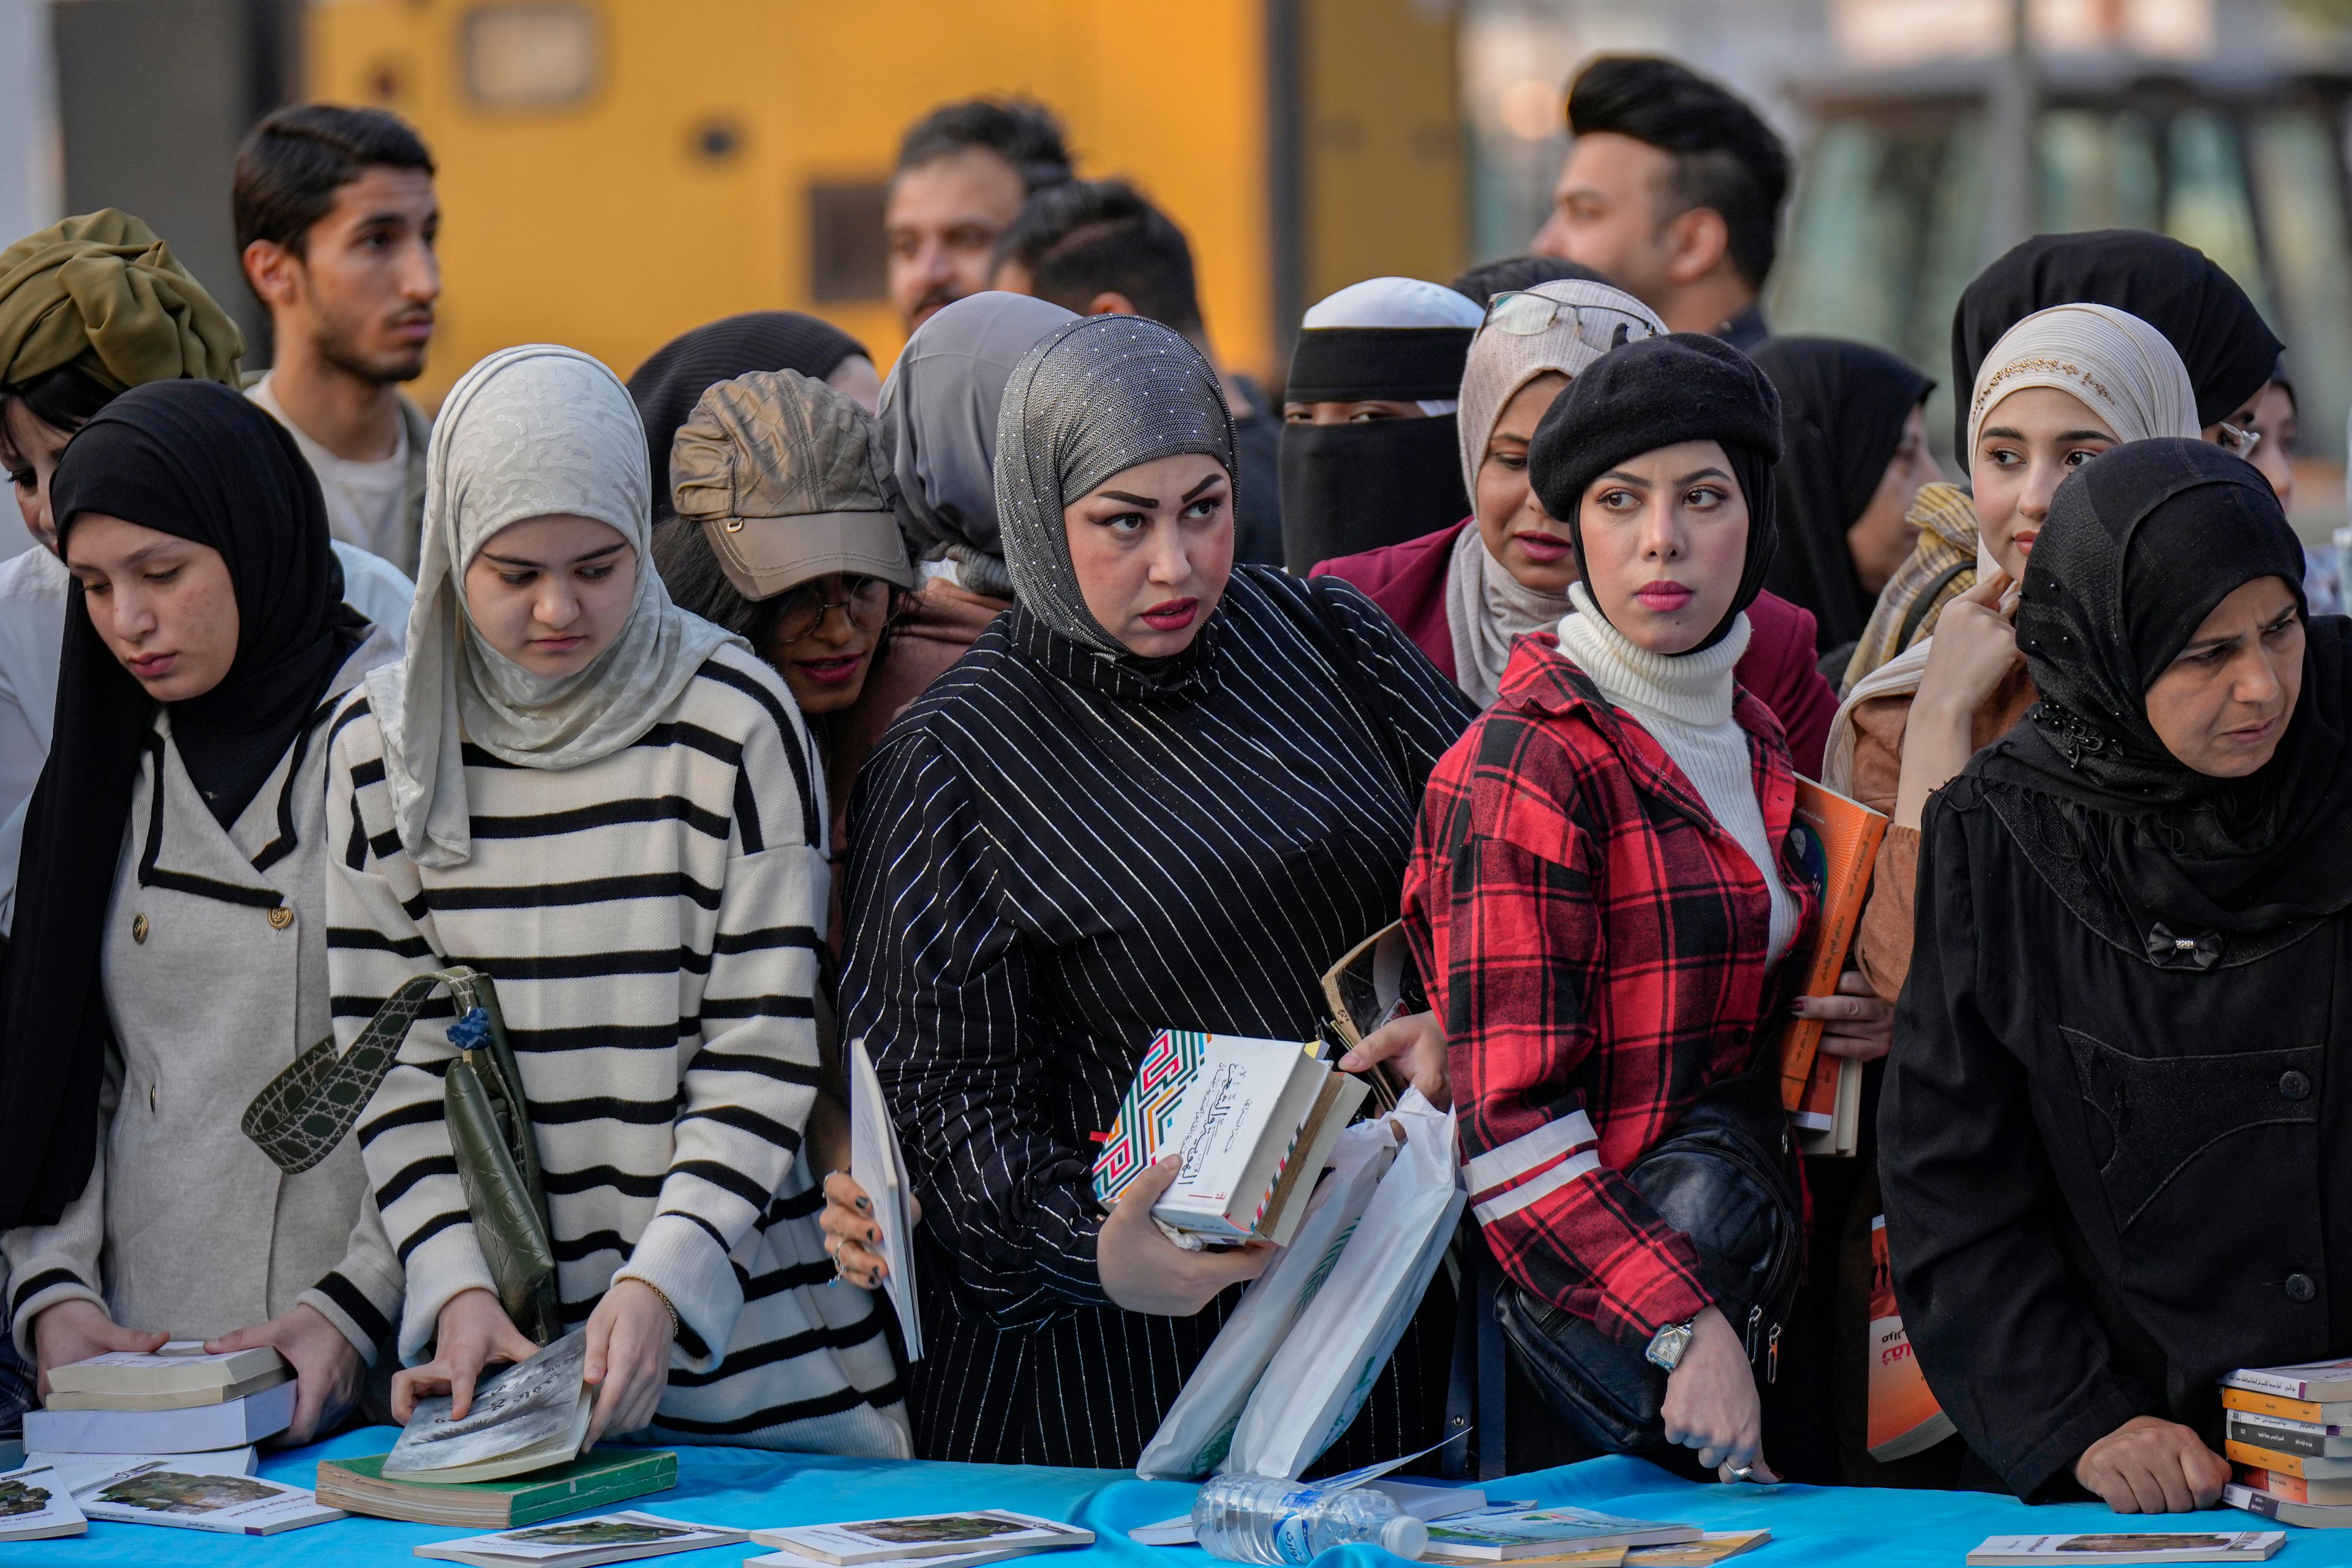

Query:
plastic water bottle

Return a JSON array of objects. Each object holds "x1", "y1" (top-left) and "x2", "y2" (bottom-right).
[{"x1": 1193, "y1": 1475, "x2": 1430, "y2": 1563}]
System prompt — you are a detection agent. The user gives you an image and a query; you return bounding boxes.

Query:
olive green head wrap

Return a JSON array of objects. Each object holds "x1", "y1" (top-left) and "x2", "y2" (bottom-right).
[{"x1": 0, "y1": 209, "x2": 243, "y2": 393}]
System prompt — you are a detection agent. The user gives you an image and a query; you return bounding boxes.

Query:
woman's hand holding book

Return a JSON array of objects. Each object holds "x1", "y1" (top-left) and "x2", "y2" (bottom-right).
[
  {"x1": 28, "y1": 1298, "x2": 167, "y2": 1401},
  {"x1": 1338, "y1": 1011, "x2": 1452, "y2": 1109},
  {"x1": 393, "y1": 1287, "x2": 541, "y2": 1423},
  {"x1": 1099, "y1": 1156, "x2": 1272, "y2": 1316},
  {"x1": 205, "y1": 1302, "x2": 360, "y2": 1445}
]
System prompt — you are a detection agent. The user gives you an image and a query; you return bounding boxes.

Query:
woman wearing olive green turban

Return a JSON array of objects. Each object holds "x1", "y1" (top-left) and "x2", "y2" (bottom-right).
[{"x1": 0, "y1": 209, "x2": 413, "y2": 940}]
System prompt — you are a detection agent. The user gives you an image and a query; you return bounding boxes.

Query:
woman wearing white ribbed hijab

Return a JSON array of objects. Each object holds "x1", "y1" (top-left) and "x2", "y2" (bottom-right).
[{"x1": 1830, "y1": 303, "x2": 2203, "y2": 1003}]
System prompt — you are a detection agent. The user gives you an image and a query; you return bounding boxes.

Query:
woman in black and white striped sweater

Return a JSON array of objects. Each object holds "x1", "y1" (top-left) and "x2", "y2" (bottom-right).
[{"x1": 325, "y1": 345, "x2": 908, "y2": 1457}]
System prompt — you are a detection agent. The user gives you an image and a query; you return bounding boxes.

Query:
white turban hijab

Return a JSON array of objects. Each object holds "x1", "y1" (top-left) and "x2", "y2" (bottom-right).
[
  {"x1": 1824, "y1": 304, "x2": 2201, "y2": 791},
  {"x1": 1301, "y1": 277, "x2": 1483, "y2": 413},
  {"x1": 367, "y1": 344, "x2": 742, "y2": 867},
  {"x1": 1444, "y1": 279, "x2": 1667, "y2": 709}
]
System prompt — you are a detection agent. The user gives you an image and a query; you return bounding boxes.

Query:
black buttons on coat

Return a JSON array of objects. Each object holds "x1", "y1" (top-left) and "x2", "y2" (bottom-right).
[
  {"x1": 2281, "y1": 1070, "x2": 2312, "y2": 1101},
  {"x1": 2287, "y1": 1273, "x2": 2318, "y2": 1303}
]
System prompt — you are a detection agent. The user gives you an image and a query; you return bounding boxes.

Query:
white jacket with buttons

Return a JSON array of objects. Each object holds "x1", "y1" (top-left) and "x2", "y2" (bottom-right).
[{"x1": 3, "y1": 631, "x2": 405, "y2": 1360}]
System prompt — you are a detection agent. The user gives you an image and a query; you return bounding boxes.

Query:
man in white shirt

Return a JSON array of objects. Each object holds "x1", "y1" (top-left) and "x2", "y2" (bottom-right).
[{"x1": 235, "y1": 105, "x2": 439, "y2": 574}]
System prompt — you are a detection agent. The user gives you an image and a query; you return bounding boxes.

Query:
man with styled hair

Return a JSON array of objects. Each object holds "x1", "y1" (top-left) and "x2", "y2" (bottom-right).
[
  {"x1": 884, "y1": 98, "x2": 1073, "y2": 334},
  {"x1": 235, "y1": 103, "x2": 439, "y2": 573},
  {"x1": 1534, "y1": 55, "x2": 1789, "y2": 352},
  {"x1": 989, "y1": 177, "x2": 1281, "y2": 565}
]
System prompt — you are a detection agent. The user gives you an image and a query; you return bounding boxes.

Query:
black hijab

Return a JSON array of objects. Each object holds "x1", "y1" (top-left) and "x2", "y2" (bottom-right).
[
  {"x1": 1750, "y1": 336, "x2": 1932, "y2": 650},
  {"x1": 1952, "y1": 231, "x2": 2282, "y2": 451},
  {"x1": 1277, "y1": 325, "x2": 1474, "y2": 571},
  {"x1": 0, "y1": 378, "x2": 361, "y2": 1228},
  {"x1": 1975, "y1": 439, "x2": 2350, "y2": 966},
  {"x1": 627, "y1": 311, "x2": 869, "y2": 522},
  {"x1": 1527, "y1": 331, "x2": 1783, "y2": 654}
]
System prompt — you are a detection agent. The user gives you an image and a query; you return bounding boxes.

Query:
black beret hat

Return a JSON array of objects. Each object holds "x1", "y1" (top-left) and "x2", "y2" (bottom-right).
[{"x1": 1527, "y1": 331, "x2": 1782, "y2": 524}]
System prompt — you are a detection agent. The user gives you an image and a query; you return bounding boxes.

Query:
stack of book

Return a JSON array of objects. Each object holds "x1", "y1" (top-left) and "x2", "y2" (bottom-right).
[
  {"x1": 27, "y1": 1344, "x2": 294, "y2": 1453},
  {"x1": 2220, "y1": 1358, "x2": 2352, "y2": 1525},
  {"x1": 1091, "y1": 1030, "x2": 1369, "y2": 1248}
]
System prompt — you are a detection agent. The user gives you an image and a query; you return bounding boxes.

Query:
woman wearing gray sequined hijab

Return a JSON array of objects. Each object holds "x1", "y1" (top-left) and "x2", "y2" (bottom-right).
[
  {"x1": 835, "y1": 313, "x2": 1479, "y2": 1469},
  {"x1": 994, "y1": 314, "x2": 1235, "y2": 658}
]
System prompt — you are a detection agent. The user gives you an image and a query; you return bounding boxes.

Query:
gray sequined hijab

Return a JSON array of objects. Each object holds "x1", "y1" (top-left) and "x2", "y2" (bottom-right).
[{"x1": 993, "y1": 314, "x2": 1235, "y2": 655}]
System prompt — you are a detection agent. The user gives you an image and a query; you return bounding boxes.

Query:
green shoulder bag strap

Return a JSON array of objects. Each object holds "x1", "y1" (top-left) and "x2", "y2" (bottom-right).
[{"x1": 242, "y1": 967, "x2": 564, "y2": 1346}]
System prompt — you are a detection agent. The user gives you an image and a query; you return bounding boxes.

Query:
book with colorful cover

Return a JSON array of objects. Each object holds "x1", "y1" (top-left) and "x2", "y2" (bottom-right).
[
  {"x1": 1777, "y1": 779, "x2": 1887, "y2": 1115},
  {"x1": 1966, "y1": 1532, "x2": 2282, "y2": 1564},
  {"x1": 1866, "y1": 1213, "x2": 1955, "y2": 1461},
  {"x1": 315, "y1": 1450, "x2": 677, "y2": 1529},
  {"x1": 2230, "y1": 1409, "x2": 2352, "y2": 1458},
  {"x1": 415, "y1": 1510, "x2": 749, "y2": 1566},
  {"x1": 2225, "y1": 1359, "x2": 2352, "y2": 1403},
  {"x1": 0, "y1": 1465, "x2": 88, "y2": 1542},
  {"x1": 2226, "y1": 1441, "x2": 2352, "y2": 1481},
  {"x1": 71, "y1": 1459, "x2": 342, "y2": 1535},
  {"x1": 1090, "y1": 1030, "x2": 1330, "y2": 1242},
  {"x1": 2233, "y1": 1463, "x2": 2352, "y2": 1506},
  {"x1": 2224, "y1": 1386, "x2": 2352, "y2": 1427},
  {"x1": 2226, "y1": 1480, "x2": 2352, "y2": 1527}
]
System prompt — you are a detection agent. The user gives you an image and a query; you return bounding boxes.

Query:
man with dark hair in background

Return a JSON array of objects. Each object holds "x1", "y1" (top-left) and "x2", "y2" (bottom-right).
[
  {"x1": 886, "y1": 98, "x2": 1073, "y2": 334},
  {"x1": 235, "y1": 104, "x2": 439, "y2": 574},
  {"x1": 989, "y1": 177, "x2": 1281, "y2": 565},
  {"x1": 1534, "y1": 55, "x2": 1789, "y2": 351}
]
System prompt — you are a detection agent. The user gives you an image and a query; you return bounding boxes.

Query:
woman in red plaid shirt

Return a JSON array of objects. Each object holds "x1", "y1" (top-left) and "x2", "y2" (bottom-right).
[{"x1": 1405, "y1": 333, "x2": 1817, "y2": 1482}]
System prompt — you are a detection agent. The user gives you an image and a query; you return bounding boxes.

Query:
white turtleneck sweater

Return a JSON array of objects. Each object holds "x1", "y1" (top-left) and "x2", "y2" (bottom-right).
[{"x1": 1555, "y1": 585, "x2": 1801, "y2": 963}]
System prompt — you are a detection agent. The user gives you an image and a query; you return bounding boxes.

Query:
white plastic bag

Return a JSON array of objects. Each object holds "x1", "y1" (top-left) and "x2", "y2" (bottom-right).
[
  {"x1": 1134, "y1": 1118, "x2": 1400, "y2": 1479},
  {"x1": 1224, "y1": 1090, "x2": 1466, "y2": 1479}
]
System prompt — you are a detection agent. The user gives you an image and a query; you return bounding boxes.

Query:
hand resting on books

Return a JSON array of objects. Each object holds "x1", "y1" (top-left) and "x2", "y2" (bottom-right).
[
  {"x1": 2074, "y1": 1415, "x2": 2231, "y2": 1514},
  {"x1": 1792, "y1": 971, "x2": 1894, "y2": 1063},
  {"x1": 821, "y1": 1172, "x2": 923, "y2": 1289},
  {"x1": 206, "y1": 1302, "x2": 363, "y2": 1445},
  {"x1": 581, "y1": 1279, "x2": 676, "y2": 1446},
  {"x1": 1337, "y1": 1010, "x2": 1451, "y2": 1108},
  {"x1": 29, "y1": 1298, "x2": 168, "y2": 1400},
  {"x1": 1099, "y1": 1155, "x2": 1273, "y2": 1316},
  {"x1": 1659, "y1": 1305, "x2": 1778, "y2": 1485}
]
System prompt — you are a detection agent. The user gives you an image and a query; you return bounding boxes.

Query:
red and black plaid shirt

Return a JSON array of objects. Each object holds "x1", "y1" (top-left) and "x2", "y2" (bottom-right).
[{"x1": 1404, "y1": 631, "x2": 1814, "y2": 1350}]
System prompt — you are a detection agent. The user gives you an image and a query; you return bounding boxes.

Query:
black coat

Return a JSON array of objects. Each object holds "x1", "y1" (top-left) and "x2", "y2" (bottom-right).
[{"x1": 1880, "y1": 771, "x2": 2352, "y2": 1501}]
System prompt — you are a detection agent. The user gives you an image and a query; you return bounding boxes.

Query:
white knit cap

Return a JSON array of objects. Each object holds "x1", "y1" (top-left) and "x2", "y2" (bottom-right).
[{"x1": 1966, "y1": 303, "x2": 2202, "y2": 456}]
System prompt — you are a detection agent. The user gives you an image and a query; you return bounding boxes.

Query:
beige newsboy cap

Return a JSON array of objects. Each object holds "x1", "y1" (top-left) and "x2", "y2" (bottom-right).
[{"x1": 669, "y1": 369, "x2": 915, "y2": 600}]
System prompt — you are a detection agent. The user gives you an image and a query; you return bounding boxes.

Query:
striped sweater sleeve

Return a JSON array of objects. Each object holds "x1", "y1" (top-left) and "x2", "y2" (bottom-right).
[
  {"x1": 325, "y1": 697, "x2": 498, "y2": 1361},
  {"x1": 609, "y1": 665, "x2": 826, "y2": 1368}
]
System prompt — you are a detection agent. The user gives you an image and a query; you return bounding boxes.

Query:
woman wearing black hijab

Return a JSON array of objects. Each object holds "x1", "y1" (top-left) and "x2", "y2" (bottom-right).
[
  {"x1": 1749, "y1": 337, "x2": 1939, "y2": 660},
  {"x1": 0, "y1": 379, "x2": 402, "y2": 1444},
  {"x1": 1882, "y1": 438, "x2": 2351, "y2": 1511}
]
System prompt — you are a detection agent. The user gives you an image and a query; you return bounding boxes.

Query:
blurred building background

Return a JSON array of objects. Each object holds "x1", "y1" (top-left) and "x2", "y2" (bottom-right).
[{"x1": 5, "y1": 0, "x2": 2349, "y2": 532}]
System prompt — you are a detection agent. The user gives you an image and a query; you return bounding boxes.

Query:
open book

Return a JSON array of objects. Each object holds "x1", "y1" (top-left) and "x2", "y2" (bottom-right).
[{"x1": 386, "y1": 1330, "x2": 590, "y2": 1484}]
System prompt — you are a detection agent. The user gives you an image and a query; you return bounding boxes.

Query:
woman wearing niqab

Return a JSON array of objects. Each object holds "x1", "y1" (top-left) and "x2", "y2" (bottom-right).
[
  {"x1": 1882, "y1": 437, "x2": 2352, "y2": 1510},
  {"x1": 839, "y1": 314, "x2": 1476, "y2": 1467}
]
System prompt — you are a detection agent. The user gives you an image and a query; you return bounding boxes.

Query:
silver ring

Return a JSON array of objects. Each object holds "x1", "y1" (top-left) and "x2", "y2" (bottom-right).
[{"x1": 1728, "y1": 1466, "x2": 1755, "y2": 1483}]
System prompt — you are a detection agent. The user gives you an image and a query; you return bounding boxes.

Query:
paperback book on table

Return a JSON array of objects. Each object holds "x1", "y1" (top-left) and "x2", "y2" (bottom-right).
[
  {"x1": 316, "y1": 1450, "x2": 679, "y2": 1529},
  {"x1": 25, "y1": 1376, "x2": 296, "y2": 1453},
  {"x1": 388, "y1": 1330, "x2": 592, "y2": 1483},
  {"x1": 0, "y1": 1464, "x2": 88, "y2": 1542},
  {"x1": 752, "y1": 1509, "x2": 1092, "y2": 1565},
  {"x1": 1091, "y1": 1029, "x2": 1365, "y2": 1247},
  {"x1": 70, "y1": 1457, "x2": 342, "y2": 1535},
  {"x1": 1420, "y1": 1506, "x2": 1702, "y2": 1561},
  {"x1": 2223, "y1": 1355, "x2": 2352, "y2": 1517},
  {"x1": 1967, "y1": 1533, "x2": 2282, "y2": 1564},
  {"x1": 415, "y1": 1510, "x2": 748, "y2": 1567},
  {"x1": 43, "y1": 1343, "x2": 290, "y2": 1409}
]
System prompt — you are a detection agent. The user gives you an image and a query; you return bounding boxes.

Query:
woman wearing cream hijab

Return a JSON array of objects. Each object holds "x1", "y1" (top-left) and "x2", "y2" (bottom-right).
[
  {"x1": 327, "y1": 345, "x2": 910, "y2": 1457},
  {"x1": 1314, "y1": 276, "x2": 1843, "y2": 774},
  {"x1": 1831, "y1": 303, "x2": 2202, "y2": 1003}
]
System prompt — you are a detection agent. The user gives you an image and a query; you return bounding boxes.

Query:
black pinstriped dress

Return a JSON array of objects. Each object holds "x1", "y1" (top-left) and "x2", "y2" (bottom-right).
[{"x1": 839, "y1": 565, "x2": 1476, "y2": 1467}]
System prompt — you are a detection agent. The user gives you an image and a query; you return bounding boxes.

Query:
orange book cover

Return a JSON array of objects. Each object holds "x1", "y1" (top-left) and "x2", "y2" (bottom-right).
[
  {"x1": 1778, "y1": 780, "x2": 1890, "y2": 1114},
  {"x1": 2231, "y1": 1464, "x2": 2349, "y2": 1505},
  {"x1": 1866, "y1": 1214, "x2": 1956, "y2": 1461},
  {"x1": 2225, "y1": 1388, "x2": 2346, "y2": 1425},
  {"x1": 1792, "y1": 1047, "x2": 1841, "y2": 1134}
]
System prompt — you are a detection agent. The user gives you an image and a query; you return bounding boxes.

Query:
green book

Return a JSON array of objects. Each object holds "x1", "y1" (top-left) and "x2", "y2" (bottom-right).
[{"x1": 314, "y1": 1450, "x2": 677, "y2": 1530}]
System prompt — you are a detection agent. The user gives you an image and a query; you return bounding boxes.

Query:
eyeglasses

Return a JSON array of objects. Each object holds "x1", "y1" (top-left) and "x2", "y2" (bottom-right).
[
  {"x1": 774, "y1": 575, "x2": 892, "y2": 644},
  {"x1": 1482, "y1": 291, "x2": 1662, "y2": 354},
  {"x1": 2216, "y1": 421, "x2": 2264, "y2": 461}
]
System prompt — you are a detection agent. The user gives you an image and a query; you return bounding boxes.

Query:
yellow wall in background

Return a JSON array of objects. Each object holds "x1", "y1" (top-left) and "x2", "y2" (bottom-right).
[{"x1": 306, "y1": 0, "x2": 1273, "y2": 405}]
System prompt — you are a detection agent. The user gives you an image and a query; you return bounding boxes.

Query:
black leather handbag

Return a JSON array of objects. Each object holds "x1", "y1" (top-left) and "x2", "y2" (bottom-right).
[{"x1": 1493, "y1": 1062, "x2": 1805, "y2": 1453}]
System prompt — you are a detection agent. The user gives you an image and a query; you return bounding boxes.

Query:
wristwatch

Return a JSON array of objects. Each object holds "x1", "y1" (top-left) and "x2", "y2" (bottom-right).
[{"x1": 1645, "y1": 1316, "x2": 1699, "y2": 1373}]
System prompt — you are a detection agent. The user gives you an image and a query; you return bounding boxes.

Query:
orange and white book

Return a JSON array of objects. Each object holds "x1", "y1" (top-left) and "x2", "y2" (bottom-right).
[
  {"x1": 1778, "y1": 780, "x2": 1887, "y2": 1115},
  {"x1": 1866, "y1": 1215, "x2": 1956, "y2": 1461}
]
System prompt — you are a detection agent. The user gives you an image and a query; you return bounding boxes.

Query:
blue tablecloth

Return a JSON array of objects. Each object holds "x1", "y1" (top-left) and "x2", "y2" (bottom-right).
[{"x1": 10, "y1": 1428, "x2": 2350, "y2": 1567}]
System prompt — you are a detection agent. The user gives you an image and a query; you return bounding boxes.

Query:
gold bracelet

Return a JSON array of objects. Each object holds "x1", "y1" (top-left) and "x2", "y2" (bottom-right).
[{"x1": 641, "y1": 1280, "x2": 680, "y2": 1340}]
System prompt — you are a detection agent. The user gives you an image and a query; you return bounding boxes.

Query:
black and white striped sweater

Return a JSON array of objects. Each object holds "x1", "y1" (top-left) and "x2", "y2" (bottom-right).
[{"x1": 325, "y1": 643, "x2": 908, "y2": 1457}]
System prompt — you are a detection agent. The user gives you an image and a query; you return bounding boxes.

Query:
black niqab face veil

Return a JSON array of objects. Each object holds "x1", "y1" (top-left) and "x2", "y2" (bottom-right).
[
  {"x1": 1750, "y1": 336, "x2": 1933, "y2": 650},
  {"x1": 1978, "y1": 437, "x2": 2351, "y2": 962},
  {"x1": 0, "y1": 377, "x2": 362, "y2": 1228}
]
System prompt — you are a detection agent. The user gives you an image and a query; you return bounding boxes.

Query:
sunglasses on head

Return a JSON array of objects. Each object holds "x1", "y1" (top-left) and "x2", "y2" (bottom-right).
[{"x1": 1482, "y1": 292, "x2": 1662, "y2": 354}]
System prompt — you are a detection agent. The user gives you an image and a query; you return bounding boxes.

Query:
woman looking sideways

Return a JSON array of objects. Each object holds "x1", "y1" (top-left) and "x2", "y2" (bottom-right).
[
  {"x1": 1883, "y1": 438, "x2": 2352, "y2": 1509},
  {"x1": 1831, "y1": 304, "x2": 2202, "y2": 1003},
  {"x1": 837, "y1": 315, "x2": 1474, "y2": 1467},
  {"x1": 1312, "y1": 279, "x2": 1841, "y2": 777},
  {"x1": 1405, "y1": 333, "x2": 1811, "y2": 1481},
  {"x1": 326, "y1": 346, "x2": 907, "y2": 1457},
  {"x1": 0, "y1": 381, "x2": 404, "y2": 1442}
]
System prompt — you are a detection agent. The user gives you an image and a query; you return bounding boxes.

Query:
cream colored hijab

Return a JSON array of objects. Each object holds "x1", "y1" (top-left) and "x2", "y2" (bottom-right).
[
  {"x1": 1823, "y1": 303, "x2": 2199, "y2": 790},
  {"x1": 1444, "y1": 279, "x2": 1666, "y2": 707},
  {"x1": 368, "y1": 344, "x2": 742, "y2": 868}
]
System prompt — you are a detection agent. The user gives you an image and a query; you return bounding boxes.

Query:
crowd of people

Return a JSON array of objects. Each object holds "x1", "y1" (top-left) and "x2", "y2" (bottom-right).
[{"x1": 0, "y1": 50, "x2": 2336, "y2": 1524}]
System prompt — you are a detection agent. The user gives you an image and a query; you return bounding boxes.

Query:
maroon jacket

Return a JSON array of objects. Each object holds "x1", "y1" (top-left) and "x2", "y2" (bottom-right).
[{"x1": 1313, "y1": 518, "x2": 1836, "y2": 779}]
